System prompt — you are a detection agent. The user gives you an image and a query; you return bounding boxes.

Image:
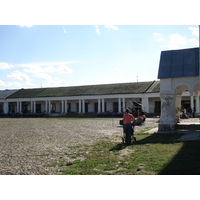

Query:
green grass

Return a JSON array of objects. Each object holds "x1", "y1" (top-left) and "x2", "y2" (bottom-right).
[{"x1": 55, "y1": 132, "x2": 200, "y2": 175}]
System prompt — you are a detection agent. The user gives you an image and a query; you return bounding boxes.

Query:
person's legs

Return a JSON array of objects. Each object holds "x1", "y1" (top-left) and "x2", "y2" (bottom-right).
[{"x1": 125, "y1": 124, "x2": 132, "y2": 145}]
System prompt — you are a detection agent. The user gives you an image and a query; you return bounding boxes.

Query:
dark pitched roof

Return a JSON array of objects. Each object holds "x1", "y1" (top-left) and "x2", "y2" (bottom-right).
[
  {"x1": 146, "y1": 81, "x2": 160, "y2": 93},
  {"x1": 0, "y1": 89, "x2": 19, "y2": 99},
  {"x1": 158, "y1": 47, "x2": 199, "y2": 79},
  {"x1": 7, "y1": 81, "x2": 160, "y2": 99}
]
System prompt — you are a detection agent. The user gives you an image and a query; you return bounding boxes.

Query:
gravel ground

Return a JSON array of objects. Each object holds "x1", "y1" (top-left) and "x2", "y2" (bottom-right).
[{"x1": 0, "y1": 117, "x2": 159, "y2": 175}]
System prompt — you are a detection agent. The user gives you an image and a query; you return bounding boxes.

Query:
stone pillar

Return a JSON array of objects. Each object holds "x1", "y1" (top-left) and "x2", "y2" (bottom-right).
[
  {"x1": 122, "y1": 98, "x2": 125, "y2": 112},
  {"x1": 30, "y1": 101, "x2": 33, "y2": 113},
  {"x1": 102, "y1": 99, "x2": 105, "y2": 112},
  {"x1": 3, "y1": 102, "x2": 8, "y2": 114},
  {"x1": 65, "y1": 100, "x2": 68, "y2": 113},
  {"x1": 175, "y1": 95, "x2": 182, "y2": 123},
  {"x1": 79, "y1": 99, "x2": 81, "y2": 113},
  {"x1": 190, "y1": 95, "x2": 194, "y2": 111},
  {"x1": 19, "y1": 102, "x2": 22, "y2": 113},
  {"x1": 142, "y1": 97, "x2": 149, "y2": 113},
  {"x1": 82, "y1": 99, "x2": 85, "y2": 113},
  {"x1": 158, "y1": 93, "x2": 177, "y2": 132},
  {"x1": 61, "y1": 100, "x2": 64, "y2": 113},
  {"x1": 45, "y1": 101, "x2": 48, "y2": 113},
  {"x1": 49, "y1": 100, "x2": 51, "y2": 113},
  {"x1": 33, "y1": 101, "x2": 36, "y2": 113},
  {"x1": 195, "y1": 92, "x2": 199, "y2": 114},
  {"x1": 16, "y1": 102, "x2": 19, "y2": 113},
  {"x1": 118, "y1": 98, "x2": 121, "y2": 113},
  {"x1": 98, "y1": 99, "x2": 101, "y2": 113}
]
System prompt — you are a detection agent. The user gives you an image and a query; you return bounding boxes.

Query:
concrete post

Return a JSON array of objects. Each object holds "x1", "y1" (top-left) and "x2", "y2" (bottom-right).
[
  {"x1": 102, "y1": 98, "x2": 105, "y2": 112},
  {"x1": 158, "y1": 93, "x2": 177, "y2": 131},
  {"x1": 3, "y1": 102, "x2": 8, "y2": 114},
  {"x1": 142, "y1": 97, "x2": 149, "y2": 113},
  {"x1": 98, "y1": 99, "x2": 101, "y2": 113},
  {"x1": 118, "y1": 98, "x2": 121, "y2": 113},
  {"x1": 61, "y1": 100, "x2": 64, "y2": 113},
  {"x1": 49, "y1": 100, "x2": 51, "y2": 113},
  {"x1": 82, "y1": 99, "x2": 85, "y2": 113},
  {"x1": 65, "y1": 100, "x2": 68, "y2": 113},
  {"x1": 79, "y1": 99, "x2": 81, "y2": 113}
]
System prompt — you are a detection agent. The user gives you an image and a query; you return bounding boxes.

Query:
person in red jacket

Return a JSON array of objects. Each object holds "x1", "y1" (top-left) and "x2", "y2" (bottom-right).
[{"x1": 123, "y1": 108, "x2": 135, "y2": 145}]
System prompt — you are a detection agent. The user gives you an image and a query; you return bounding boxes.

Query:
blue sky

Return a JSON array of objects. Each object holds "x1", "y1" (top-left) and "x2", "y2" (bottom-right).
[{"x1": 0, "y1": 25, "x2": 199, "y2": 90}]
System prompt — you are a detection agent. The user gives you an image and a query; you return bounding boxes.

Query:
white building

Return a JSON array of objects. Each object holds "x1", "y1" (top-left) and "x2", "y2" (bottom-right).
[
  {"x1": 0, "y1": 79, "x2": 199, "y2": 117},
  {"x1": 158, "y1": 47, "x2": 200, "y2": 131},
  {"x1": 0, "y1": 81, "x2": 161, "y2": 116}
]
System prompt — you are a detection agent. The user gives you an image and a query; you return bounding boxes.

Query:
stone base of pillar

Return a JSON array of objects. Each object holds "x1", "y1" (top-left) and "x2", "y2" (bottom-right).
[{"x1": 158, "y1": 123, "x2": 176, "y2": 132}]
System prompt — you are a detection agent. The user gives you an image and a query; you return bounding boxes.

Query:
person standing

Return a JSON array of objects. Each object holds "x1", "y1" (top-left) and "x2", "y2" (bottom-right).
[{"x1": 123, "y1": 108, "x2": 135, "y2": 145}]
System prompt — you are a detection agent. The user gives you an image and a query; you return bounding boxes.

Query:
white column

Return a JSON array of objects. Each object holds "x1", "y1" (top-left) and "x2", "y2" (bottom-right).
[
  {"x1": 79, "y1": 99, "x2": 81, "y2": 113},
  {"x1": 33, "y1": 101, "x2": 36, "y2": 113},
  {"x1": 158, "y1": 93, "x2": 176, "y2": 131},
  {"x1": 122, "y1": 98, "x2": 125, "y2": 112},
  {"x1": 98, "y1": 99, "x2": 101, "y2": 113},
  {"x1": 142, "y1": 97, "x2": 149, "y2": 113},
  {"x1": 45, "y1": 101, "x2": 48, "y2": 113},
  {"x1": 16, "y1": 102, "x2": 19, "y2": 113},
  {"x1": 118, "y1": 98, "x2": 121, "y2": 113},
  {"x1": 3, "y1": 102, "x2": 8, "y2": 114},
  {"x1": 49, "y1": 100, "x2": 51, "y2": 113},
  {"x1": 19, "y1": 102, "x2": 22, "y2": 113},
  {"x1": 190, "y1": 95, "x2": 194, "y2": 112},
  {"x1": 61, "y1": 100, "x2": 64, "y2": 113},
  {"x1": 102, "y1": 99, "x2": 105, "y2": 113},
  {"x1": 82, "y1": 99, "x2": 85, "y2": 113},
  {"x1": 195, "y1": 92, "x2": 200, "y2": 113},
  {"x1": 30, "y1": 101, "x2": 33, "y2": 113},
  {"x1": 65, "y1": 100, "x2": 68, "y2": 113}
]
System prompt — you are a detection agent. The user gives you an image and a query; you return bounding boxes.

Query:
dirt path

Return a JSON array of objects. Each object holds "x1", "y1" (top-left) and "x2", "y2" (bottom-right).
[{"x1": 0, "y1": 118, "x2": 158, "y2": 174}]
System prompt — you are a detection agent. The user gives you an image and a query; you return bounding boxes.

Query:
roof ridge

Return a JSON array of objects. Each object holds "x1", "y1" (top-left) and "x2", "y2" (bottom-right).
[{"x1": 143, "y1": 81, "x2": 155, "y2": 93}]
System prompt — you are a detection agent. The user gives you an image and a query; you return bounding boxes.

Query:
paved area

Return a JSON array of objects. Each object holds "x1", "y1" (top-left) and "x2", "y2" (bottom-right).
[{"x1": 145, "y1": 118, "x2": 200, "y2": 142}]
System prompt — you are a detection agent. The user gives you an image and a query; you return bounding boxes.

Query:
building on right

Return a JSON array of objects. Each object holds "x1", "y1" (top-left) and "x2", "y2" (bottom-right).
[{"x1": 157, "y1": 47, "x2": 200, "y2": 132}]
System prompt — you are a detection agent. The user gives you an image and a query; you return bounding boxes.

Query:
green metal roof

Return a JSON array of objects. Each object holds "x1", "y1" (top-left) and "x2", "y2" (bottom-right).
[{"x1": 7, "y1": 81, "x2": 160, "y2": 99}]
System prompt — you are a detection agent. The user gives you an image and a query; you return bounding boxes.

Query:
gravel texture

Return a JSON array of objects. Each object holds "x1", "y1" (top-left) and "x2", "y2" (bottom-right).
[{"x1": 0, "y1": 117, "x2": 159, "y2": 175}]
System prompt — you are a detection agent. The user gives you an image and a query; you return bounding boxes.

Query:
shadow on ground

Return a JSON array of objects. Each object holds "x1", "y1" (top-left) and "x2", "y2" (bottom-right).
[{"x1": 110, "y1": 133, "x2": 200, "y2": 175}]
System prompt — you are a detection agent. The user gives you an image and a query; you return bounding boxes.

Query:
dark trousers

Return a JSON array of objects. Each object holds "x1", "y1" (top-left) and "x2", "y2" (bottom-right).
[{"x1": 124, "y1": 124, "x2": 132, "y2": 145}]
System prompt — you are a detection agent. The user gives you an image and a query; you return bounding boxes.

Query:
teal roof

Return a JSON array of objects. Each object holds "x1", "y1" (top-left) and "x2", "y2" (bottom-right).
[{"x1": 7, "y1": 81, "x2": 160, "y2": 99}]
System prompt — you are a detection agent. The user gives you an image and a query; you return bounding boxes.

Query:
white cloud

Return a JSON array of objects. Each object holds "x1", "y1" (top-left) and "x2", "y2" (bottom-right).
[
  {"x1": 22, "y1": 62, "x2": 74, "y2": 74},
  {"x1": 188, "y1": 38, "x2": 199, "y2": 46},
  {"x1": 7, "y1": 70, "x2": 32, "y2": 82},
  {"x1": 0, "y1": 80, "x2": 7, "y2": 87},
  {"x1": 0, "y1": 61, "x2": 76, "y2": 89},
  {"x1": 105, "y1": 25, "x2": 119, "y2": 30},
  {"x1": 153, "y1": 32, "x2": 164, "y2": 41},
  {"x1": 0, "y1": 62, "x2": 13, "y2": 70},
  {"x1": 166, "y1": 33, "x2": 187, "y2": 49},
  {"x1": 34, "y1": 73, "x2": 53, "y2": 81},
  {"x1": 18, "y1": 25, "x2": 33, "y2": 28},
  {"x1": 94, "y1": 25, "x2": 101, "y2": 35},
  {"x1": 188, "y1": 27, "x2": 199, "y2": 37},
  {"x1": 41, "y1": 78, "x2": 69, "y2": 88},
  {"x1": 62, "y1": 26, "x2": 67, "y2": 34},
  {"x1": 154, "y1": 28, "x2": 199, "y2": 50},
  {"x1": 7, "y1": 81, "x2": 23, "y2": 88}
]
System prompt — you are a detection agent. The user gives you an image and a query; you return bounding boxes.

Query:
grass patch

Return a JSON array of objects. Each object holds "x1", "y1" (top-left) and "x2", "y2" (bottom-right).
[{"x1": 59, "y1": 132, "x2": 200, "y2": 175}]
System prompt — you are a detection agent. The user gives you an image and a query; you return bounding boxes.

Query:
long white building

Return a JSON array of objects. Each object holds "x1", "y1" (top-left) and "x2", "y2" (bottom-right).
[{"x1": 0, "y1": 80, "x2": 199, "y2": 117}]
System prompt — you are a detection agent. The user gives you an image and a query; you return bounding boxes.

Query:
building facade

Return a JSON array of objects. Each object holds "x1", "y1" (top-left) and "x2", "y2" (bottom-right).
[{"x1": 0, "y1": 79, "x2": 199, "y2": 117}]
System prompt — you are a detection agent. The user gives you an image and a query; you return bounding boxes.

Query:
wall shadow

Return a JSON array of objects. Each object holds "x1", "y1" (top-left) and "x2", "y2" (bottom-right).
[
  {"x1": 158, "y1": 141, "x2": 200, "y2": 175},
  {"x1": 110, "y1": 133, "x2": 200, "y2": 175}
]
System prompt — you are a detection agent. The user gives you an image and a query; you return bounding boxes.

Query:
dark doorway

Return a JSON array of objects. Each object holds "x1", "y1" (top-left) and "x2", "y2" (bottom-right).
[
  {"x1": 36, "y1": 104, "x2": 41, "y2": 113},
  {"x1": 155, "y1": 101, "x2": 161, "y2": 113}
]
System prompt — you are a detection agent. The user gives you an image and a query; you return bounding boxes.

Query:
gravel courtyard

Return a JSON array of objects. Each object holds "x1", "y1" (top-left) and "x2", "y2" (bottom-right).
[{"x1": 0, "y1": 117, "x2": 159, "y2": 175}]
